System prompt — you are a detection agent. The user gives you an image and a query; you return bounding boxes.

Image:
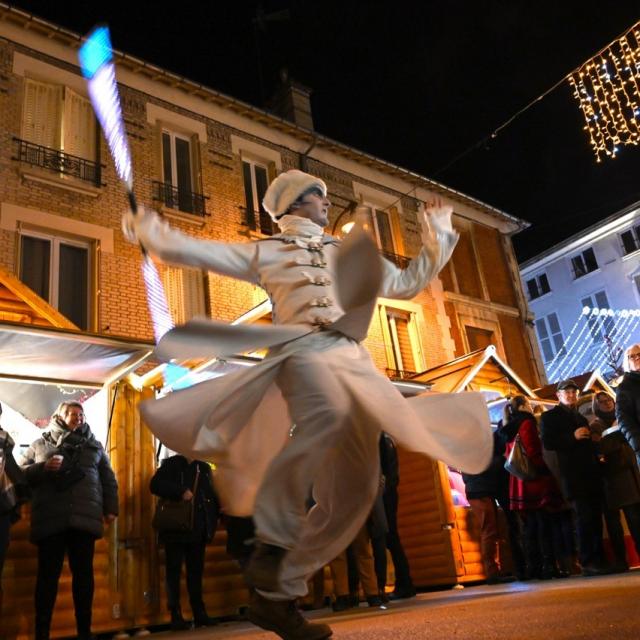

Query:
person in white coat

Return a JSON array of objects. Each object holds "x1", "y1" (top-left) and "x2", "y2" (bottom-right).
[{"x1": 123, "y1": 169, "x2": 491, "y2": 640}]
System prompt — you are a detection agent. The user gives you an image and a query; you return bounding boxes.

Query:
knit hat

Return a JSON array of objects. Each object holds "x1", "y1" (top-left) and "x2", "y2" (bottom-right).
[{"x1": 262, "y1": 169, "x2": 327, "y2": 221}]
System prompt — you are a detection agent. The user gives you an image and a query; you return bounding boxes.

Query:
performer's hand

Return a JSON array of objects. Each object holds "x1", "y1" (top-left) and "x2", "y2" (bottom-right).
[
  {"x1": 574, "y1": 426, "x2": 591, "y2": 440},
  {"x1": 182, "y1": 489, "x2": 194, "y2": 501},
  {"x1": 104, "y1": 513, "x2": 117, "y2": 525},
  {"x1": 420, "y1": 198, "x2": 454, "y2": 263},
  {"x1": 121, "y1": 206, "x2": 159, "y2": 244}
]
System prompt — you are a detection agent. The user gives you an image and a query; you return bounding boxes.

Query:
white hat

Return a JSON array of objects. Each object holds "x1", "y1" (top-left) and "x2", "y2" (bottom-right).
[{"x1": 262, "y1": 169, "x2": 327, "y2": 220}]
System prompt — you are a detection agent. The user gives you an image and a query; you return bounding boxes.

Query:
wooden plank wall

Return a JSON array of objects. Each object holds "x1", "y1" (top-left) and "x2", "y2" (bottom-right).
[{"x1": 396, "y1": 448, "x2": 459, "y2": 587}]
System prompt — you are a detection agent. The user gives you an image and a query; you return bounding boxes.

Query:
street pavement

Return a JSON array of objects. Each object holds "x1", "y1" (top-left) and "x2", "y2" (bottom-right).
[{"x1": 151, "y1": 570, "x2": 640, "y2": 640}]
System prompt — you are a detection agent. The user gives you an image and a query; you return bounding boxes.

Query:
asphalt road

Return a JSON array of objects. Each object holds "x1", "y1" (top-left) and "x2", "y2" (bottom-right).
[{"x1": 151, "y1": 571, "x2": 640, "y2": 640}]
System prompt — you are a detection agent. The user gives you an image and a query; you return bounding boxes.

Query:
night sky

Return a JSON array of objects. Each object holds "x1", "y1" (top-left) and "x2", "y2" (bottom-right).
[{"x1": 5, "y1": 1, "x2": 640, "y2": 261}]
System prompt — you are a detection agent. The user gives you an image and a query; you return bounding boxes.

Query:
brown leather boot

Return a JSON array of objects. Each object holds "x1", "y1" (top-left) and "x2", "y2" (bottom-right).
[
  {"x1": 244, "y1": 542, "x2": 288, "y2": 592},
  {"x1": 248, "y1": 592, "x2": 332, "y2": 640}
]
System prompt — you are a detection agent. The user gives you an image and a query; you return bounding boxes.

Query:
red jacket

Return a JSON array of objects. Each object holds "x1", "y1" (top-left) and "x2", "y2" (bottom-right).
[{"x1": 505, "y1": 413, "x2": 563, "y2": 511}]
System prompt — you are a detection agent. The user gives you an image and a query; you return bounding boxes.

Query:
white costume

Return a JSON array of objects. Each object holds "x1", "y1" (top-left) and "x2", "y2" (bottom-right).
[{"x1": 125, "y1": 171, "x2": 491, "y2": 599}]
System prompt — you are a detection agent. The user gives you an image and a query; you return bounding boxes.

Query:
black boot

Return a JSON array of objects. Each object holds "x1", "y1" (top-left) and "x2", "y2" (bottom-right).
[
  {"x1": 170, "y1": 607, "x2": 190, "y2": 631},
  {"x1": 332, "y1": 595, "x2": 351, "y2": 612},
  {"x1": 248, "y1": 591, "x2": 332, "y2": 640},
  {"x1": 244, "y1": 542, "x2": 288, "y2": 592},
  {"x1": 192, "y1": 603, "x2": 217, "y2": 627}
]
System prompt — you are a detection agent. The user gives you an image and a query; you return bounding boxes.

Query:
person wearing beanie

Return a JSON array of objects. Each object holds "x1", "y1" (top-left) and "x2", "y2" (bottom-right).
[{"x1": 122, "y1": 169, "x2": 491, "y2": 640}]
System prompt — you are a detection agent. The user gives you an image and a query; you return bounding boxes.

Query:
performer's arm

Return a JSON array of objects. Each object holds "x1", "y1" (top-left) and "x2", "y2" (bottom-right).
[
  {"x1": 122, "y1": 208, "x2": 259, "y2": 283},
  {"x1": 379, "y1": 203, "x2": 458, "y2": 299}
]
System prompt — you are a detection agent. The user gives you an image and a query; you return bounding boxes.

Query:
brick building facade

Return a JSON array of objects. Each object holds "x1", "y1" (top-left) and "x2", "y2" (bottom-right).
[{"x1": 0, "y1": 4, "x2": 545, "y2": 388}]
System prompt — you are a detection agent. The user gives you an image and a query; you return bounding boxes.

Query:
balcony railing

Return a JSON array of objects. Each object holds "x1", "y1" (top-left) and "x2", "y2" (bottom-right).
[
  {"x1": 381, "y1": 250, "x2": 411, "y2": 269},
  {"x1": 153, "y1": 181, "x2": 209, "y2": 217},
  {"x1": 386, "y1": 368, "x2": 418, "y2": 380},
  {"x1": 13, "y1": 138, "x2": 102, "y2": 186}
]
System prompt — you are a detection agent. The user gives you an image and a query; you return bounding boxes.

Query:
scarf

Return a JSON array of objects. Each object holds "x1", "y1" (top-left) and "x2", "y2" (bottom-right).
[{"x1": 276, "y1": 214, "x2": 325, "y2": 242}]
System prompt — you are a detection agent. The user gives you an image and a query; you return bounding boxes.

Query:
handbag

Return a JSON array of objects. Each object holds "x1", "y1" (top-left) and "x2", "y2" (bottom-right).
[
  {"x1": 152, "y1": 465, "x2": 200, "y2": 533},
  {"x1": 504, "y1": 434, "x2": 538, "y2": 481}
]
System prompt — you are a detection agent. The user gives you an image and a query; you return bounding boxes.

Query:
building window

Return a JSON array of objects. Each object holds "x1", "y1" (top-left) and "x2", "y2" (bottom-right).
[
  {"x1": 162, "y1": 266, "x2": 206, "y2": 325},
  {"x1": 18, "y1": 78, "x2": 99, "y2": 185},
  {"x1": 526, "y1": 273, "x2": 551, "y2": 300},
  {"x1": 242, "y1": 159, "x2": 273, "y2": 235},
  {"x1": 620, "y1": 225, "x2": 640, "y2": 255},
  {"x1": 570, "y1": 247, "x2": 598, "y2": 279},
  {"x1": 359, "y1": 206, "x2": 407, "y2": 265},
  {"x1": 581, "y1": 290, "x2": 614, "y2": 342},
  {"x1": 19, "y1": 231, "x2": 91, "y2": 330},
  {"x1": 465, "y1": 326, "x2": 495, "y2": 352},
  {"x1": 155, "y1": 129, "x2": 207, "y2": 216},
  {"x1": 384, "y1": 308, "x2": 422, "y2": 377},
  {"x1": 635, "y1": 274, "x2": 640, "y2": 297},
  {"x1": 535, "y1": 313, "x2": 565, "y2": 363}
]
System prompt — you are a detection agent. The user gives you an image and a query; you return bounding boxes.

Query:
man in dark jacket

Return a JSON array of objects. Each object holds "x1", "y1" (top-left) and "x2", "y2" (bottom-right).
[
  {"x1": 20, "y1": 401, "x2": 118, "y2": 640},
  {"x1": 540, "y1": 380, "x2": 607, "y2": 576},
  {"x1": 616, "y1": 344, "x2": 640, "y2": 467},
  {"x1": 150, "y1": 454, "x2": 219, "y2": 630},
  {"x1": 462, "y1": 427, "x2": 520, "y2": 584}
]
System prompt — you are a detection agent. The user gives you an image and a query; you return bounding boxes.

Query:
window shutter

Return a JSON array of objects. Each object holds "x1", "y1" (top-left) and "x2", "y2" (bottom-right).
[
  {"x1": 162, "y1": 266, "x2": 205, "y2": 325},
  {"x1": 22, "y1": 78, "x2": 62, "y2": 148},
  {"x1": 375, "y1": 209, "x2": 395, "y2": 254},
  {"x1": 62, "y1": 87, "x2": 96, "y2": 160},
  {"x1": 394, "y1": 315, "x2": 416, "y2": 372}
]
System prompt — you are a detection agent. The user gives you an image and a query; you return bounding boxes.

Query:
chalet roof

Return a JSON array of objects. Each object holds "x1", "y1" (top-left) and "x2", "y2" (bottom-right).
[
  {"x1": 410, "y1": 345, "x2": 536, "y2": 397},
  {"x1": 534, "y1": 369, "x2": 614, "y2": 400}
]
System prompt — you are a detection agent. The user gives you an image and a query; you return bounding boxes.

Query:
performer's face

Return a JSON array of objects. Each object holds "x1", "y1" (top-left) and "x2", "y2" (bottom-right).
[{"x1": 292, "y1": 191, "x2": 331, "y2": 227}]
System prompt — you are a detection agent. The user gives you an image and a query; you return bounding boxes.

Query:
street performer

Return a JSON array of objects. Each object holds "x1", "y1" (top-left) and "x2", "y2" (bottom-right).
[{"x1": 123, "y1": 169, "x2": 491, "y2": 639}]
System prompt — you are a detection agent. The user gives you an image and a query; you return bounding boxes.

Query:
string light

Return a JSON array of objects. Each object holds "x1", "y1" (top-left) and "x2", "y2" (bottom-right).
[
  {"x1": 545, "y1": 306, "x2": 591, "y2": 374},
  {"x1": 545, "y1": 307, "x2": 640, "y2": 382},
  {"x1": 548, "y1": 307, "x2": 599, "y2": 381},
  {"x1": 568, "y1": 21, "x2": 640, "y2": 161}
]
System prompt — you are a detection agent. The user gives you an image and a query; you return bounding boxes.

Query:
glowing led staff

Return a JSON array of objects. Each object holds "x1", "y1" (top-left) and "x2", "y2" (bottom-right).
[{"x1": 79, "y1": 26, "x2": 173, "y2": 343}]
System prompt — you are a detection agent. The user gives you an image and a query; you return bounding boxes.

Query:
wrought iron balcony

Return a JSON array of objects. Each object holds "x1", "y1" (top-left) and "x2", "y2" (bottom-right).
[
  {"x1": 381, "y1": 250, "x2": 411, "y2": 269},
  {"x1": 386, "y1": 368, "x2": 418, "y2": 380},
  {"x1": 153, "y1": 181, "x2": 209, "y2": 217},
  {"x1": 13, "y1": 137, "x2": 102, "y2": 186}
]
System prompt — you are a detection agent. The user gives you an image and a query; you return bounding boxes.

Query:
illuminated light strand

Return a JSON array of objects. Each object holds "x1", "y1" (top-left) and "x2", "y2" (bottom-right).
[
  {"x1": 546, "y1": 306, "x2": 596, "y2": 380},
  {"x1": 569, "y1": 22, "x2": 640, "y2": 161},
  {"x1": 544, "y1": 306, "x2": 591, "y2": 373},
  {"x1": 547, "y1": 308, "x2": 599, "y2": 380},
  {"x1": 592, "y1": 311, "x2": 640, "y2": 374},
  {"x1": 553, "y1": 309, "x2": 612, "y2": 381},
  {"x1": 588, "y1": 310, "x2": 637, "y2": 372},
  {"x1": 580, "y1": 310, "x2": 618, "y2": 373}
]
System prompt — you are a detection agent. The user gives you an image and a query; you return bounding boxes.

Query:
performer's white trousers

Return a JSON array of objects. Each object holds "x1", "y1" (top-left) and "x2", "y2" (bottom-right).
[{"x1": 253, "y1": 345, "x2": 381, "y2": 600}]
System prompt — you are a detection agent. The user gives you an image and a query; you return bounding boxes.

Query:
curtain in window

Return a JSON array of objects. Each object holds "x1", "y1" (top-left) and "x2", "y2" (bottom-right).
[
  {"x1": 62, "y1": 87, "x2": 96, "y2": 160},
  {"x1": 20, "y1": 235, "x2": 51, "y2": 301},
  {"x1": 59, "y1": 244, "x2": 88, "y2": 330},
  {"x1": 162, "y1": 266, "x2": 205, "y2": 325}
]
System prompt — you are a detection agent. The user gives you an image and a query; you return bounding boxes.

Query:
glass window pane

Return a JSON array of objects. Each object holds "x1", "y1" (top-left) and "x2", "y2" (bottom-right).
[
  {"x1": 58, "y1": 243, "x2": 88, "y2": 330},
  {"x1": 540, "y1": 337, "x2": 554, "y2": 362},
  {"x1": 242, "y1": 161, "x2": 256, "y2": 229},
  {"x1": 535, "y1": 318, "x2": 549, "y2": 340},
  {"x1": 548, "y1": 313, "x2": 561, "y2": 334},
  {"x1": 572, "y1": 256, "x2": 585, "y2": 277},
  {"x1": 20, "y1": 236, "x2": 50, "y2": 301},
  {"x1": 539, "y1": 273, "x2": 550, "y2": 294},
  {"x1": 527, "y1": 279, "x2": 539, "y2": 299},
  {"x1": 375, "y1": 209, "x2": 394, "y2": 254},
  {"x1": 584, "y1": 248, "x2": 598, "y2": 271},
  {"x1": 595, "y1": 290, "x2": 609, "y2": 308},
  {"x1": 175, "y1": 137, "x2": 192, "y2": 213},
  {"x1": 162, "y1": 132, "x2": 172, "y2": 184},
  {"x1": 581, "y1": 296, "x2": 593, "y2": 308},
  {"x1": 621, "y1": 230, "x2": 637, "y2": 254},
  {"x1": 255, "y1": 165, "x2": 273, "y2": 235}
]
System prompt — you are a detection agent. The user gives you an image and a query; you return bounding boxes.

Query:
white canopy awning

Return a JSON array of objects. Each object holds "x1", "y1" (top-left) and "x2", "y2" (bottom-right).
[{"x1": 0, "y1": 323, "x2": 153, "y2": 424}]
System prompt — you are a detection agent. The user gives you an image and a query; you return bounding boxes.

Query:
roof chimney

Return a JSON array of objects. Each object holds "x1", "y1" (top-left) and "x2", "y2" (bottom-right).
[{"x1": 268, "y1": 68, "x2": 314, "y2": 130}]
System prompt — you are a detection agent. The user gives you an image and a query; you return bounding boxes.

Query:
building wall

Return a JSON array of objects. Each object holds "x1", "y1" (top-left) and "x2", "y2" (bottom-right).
[
  {"x1": 521, "y1": 204, "x2": 640, "y2": 381},
  {"x1": 0, "y1": 14, "x2": 538, "y2": 385}
]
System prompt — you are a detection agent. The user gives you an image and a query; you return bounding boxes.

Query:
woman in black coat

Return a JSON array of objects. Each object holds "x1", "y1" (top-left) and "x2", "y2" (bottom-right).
[{"x1": 150, "y1": 454, "x2": 219, "y2": 630}]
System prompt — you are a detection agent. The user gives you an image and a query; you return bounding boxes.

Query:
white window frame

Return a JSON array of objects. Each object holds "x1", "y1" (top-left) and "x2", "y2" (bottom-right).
[
  {"x1": 619, "y1": 225, "x2": 640, "y2": 257},
  {"x1": 161, "y1": 128, "x2": 193, "y2": 192},
  {"x1": 526, "y1": 272, "x2": 551, "y2": 301},
  {"x1": 535, "y1": 312, "x2": 565, "y2": 363},
  {"x1": 18, "y1": 229, "x2": 92, "y2": 329},
  {"x1": 378, "y1": 301, "x2": 426, "y2": 374},
  {"x1": 581, "y1": 290, "x2": 613, "y2": 343},
  {"x1": 242, "y1": 157, "x2": 273, "y2": 234},
  {"x1": 360, "y1": 204, "x2": 398, "y2": 255},
  {"x1": 569, "y1": 247, "x2": 599, "y2": 279}
]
